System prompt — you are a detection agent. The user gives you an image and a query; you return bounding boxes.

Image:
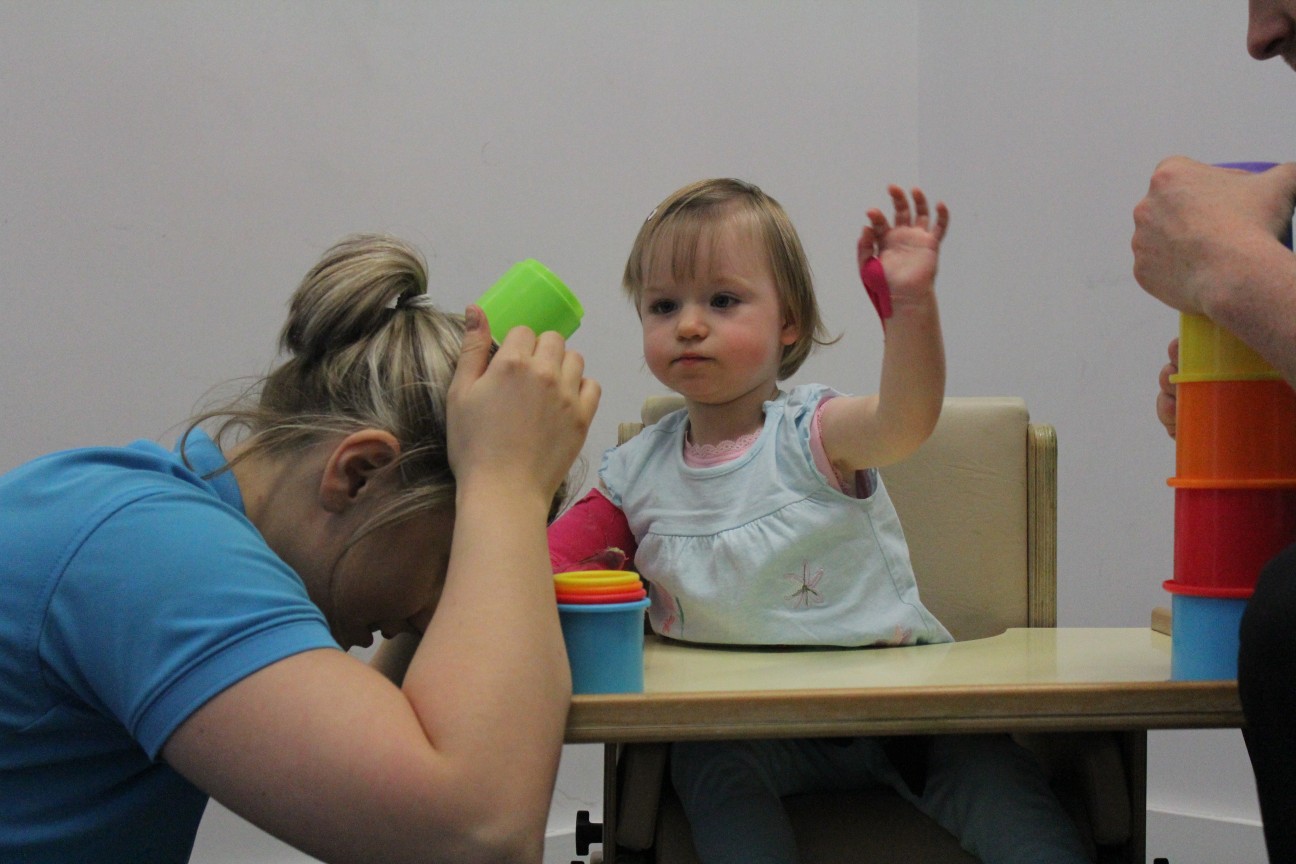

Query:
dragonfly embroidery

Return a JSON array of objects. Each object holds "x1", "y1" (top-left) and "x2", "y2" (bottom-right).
[
  {"x1": 658, "y1": 591, "x2": 683, "y2": 634},
  {"x1": 785, "y1": 562, "x2": 826, "y2": 609}
]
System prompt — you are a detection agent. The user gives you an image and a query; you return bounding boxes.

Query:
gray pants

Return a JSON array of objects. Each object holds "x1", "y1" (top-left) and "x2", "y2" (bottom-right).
[{"x1": 671, "y1": 734, "x2": 1091, "y2": 864}]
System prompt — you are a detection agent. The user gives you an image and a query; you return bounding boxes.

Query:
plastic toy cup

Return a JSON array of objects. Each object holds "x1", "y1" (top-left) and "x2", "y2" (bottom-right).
[
  {"x1": 1177, "y1": 313, "x2": 1279, "y2": 381},
  {"x1": 1218, "y1": 161, "x2": 1282, "y2": 174},
  {"x1": 477, "y1": 259, "x2": 583, "y2": 344},
  {"x1": 1172, "y1": 484, "x2": 1296, "y2": 590},
  {"x1": 557, "y1": 598, "x2": 650, "y2": 694},
  {"x1": 1214, "y1": 163, "x2": 1292, "y2": 249},
  {"x1": 1163, "y1": 581, "x2": 1252, "y2": 680},
  {"x1": 555, "y1": 588, "x2": 647, "y2": 605},
  {"x1": 553, "y1": 570, "x2": 641, "y2": 589},
  {"x1": 553, "y1": 580, "x2": 643, "y2": 595},
  {"x1": 1173, "y1": 378, "x2": 1296, "y2": 480}
]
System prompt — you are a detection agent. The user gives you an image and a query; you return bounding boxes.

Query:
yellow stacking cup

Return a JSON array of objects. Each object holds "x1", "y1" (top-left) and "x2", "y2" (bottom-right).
[{"x1": 1177, "y1": 313, "x2": 1279, "y2": 381}]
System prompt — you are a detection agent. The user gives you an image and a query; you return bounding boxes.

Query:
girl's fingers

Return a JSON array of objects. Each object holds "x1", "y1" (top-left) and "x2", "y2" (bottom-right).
[
  {"x1": 864, "y1": 186, "x2": 949, "y2": 252},
  {"x1": 889, "y1": 185, "x2": 910, "y2": 226},
  {"x1": 869, "y1": 208, "x2": 889, "y2": 237},
  {"x1": 859, "y1": 209, "x2": 887, "y2": 259},
  {"x1": 910, "y1": 188, "x2": 929, "y2": 228},
  {"x1": 932, "y1": 201, "x2": 950, "y2": 242},
  {"x1": 857, "y1": 230, "x2": 871, "y2": 265}
]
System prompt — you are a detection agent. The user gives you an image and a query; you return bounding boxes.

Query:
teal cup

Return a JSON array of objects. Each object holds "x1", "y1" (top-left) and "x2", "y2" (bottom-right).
[
  {"x1": 1170, "y1": 592, "x2": 1248, "y2": 681},
  {"x1": 477, "y1": 259, "x2": 583, "y2": 344},
  {"x1": 557, "y1": 598, "x2": 650, "y2": 694}
]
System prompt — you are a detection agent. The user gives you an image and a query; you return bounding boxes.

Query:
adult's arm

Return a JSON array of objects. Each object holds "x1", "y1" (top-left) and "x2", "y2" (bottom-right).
[
  {"x1": 1133, "y1": 157, "x2": 1296, "y2": 386},
  {"x1": 162, "y1": 310, "x2": 599, "y2": 864}
]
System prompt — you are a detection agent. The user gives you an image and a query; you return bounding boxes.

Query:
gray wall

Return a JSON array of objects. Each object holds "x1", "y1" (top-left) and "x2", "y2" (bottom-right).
[{"x1": 3, "y1": 3, "x2": 1285, "y2": 861}]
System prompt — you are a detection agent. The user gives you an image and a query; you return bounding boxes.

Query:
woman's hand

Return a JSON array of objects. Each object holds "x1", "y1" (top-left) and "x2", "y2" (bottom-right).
[
  {"x1": 1133, "y1": 157, "x2": 1296, "y2": 315},
  {"x1": 446, "y1": 306, "x2": 601, "y2": 502},
  {"x1": 1157, "y1": 337, "x2": 1179, "y2": 439}
]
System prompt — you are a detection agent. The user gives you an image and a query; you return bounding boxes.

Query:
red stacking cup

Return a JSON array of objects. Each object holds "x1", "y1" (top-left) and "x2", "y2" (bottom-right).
[
  {"x1": 555, "y1": 588, "x2": 648, "y2": 605},
  {"x1": 1171, "y1": 481, "x2": 1296, "y2": 590}
]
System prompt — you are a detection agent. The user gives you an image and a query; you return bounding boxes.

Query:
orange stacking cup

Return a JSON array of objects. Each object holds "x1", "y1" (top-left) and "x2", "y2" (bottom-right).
[
  {"x1": 553, "y1": 570, "x2": 645, "y2": 605},
  {"x1": 555, "y1": 588, "x2": 648, "y2": 604},
  {"x1": 1173, "y1": 378, "x2": 1296, "y2": 480}
]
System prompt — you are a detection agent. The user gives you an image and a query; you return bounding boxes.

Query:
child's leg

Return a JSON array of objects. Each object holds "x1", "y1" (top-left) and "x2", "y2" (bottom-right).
[
  {"x1": 670, "y1": 737, "x2": 892, "y2": 864},
  {"x1": 913, "y1": 734, "x2": 1091, "y2": 864}
]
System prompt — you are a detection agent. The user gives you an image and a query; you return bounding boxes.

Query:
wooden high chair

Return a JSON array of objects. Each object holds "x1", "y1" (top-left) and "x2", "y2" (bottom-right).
[{"x1": 577, "y1": 396, "x2": 1141, "y2": 864}]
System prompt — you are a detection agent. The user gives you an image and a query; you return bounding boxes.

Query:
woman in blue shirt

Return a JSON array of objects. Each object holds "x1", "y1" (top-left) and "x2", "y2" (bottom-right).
[{"x1": 0, "y1": 234, "x2": 600, "y2": 863}]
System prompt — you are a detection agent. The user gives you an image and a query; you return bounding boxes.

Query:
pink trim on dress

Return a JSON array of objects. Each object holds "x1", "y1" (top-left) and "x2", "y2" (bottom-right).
[{"x1": 681, "y1": 397, "x2": 872, "y2": 499}]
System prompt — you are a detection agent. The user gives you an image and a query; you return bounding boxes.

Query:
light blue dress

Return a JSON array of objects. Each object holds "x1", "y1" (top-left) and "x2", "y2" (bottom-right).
[{"x1": 600, "y1": 383, "x2": 951, "y2": 647}]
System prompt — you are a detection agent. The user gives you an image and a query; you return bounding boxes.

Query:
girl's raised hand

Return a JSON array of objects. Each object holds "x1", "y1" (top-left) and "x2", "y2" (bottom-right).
[{"x1": 857, "y1": 185, "x2": 949, "y2": 310}]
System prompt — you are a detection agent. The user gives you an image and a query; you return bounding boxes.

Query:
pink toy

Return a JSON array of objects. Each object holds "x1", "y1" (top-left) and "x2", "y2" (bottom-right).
[
  {"x1": 548, "y1": 488, "x2": 638, "y2": 573},
  {"x1": 860, "y1": 255, "x2": 892, "y2": 323}
]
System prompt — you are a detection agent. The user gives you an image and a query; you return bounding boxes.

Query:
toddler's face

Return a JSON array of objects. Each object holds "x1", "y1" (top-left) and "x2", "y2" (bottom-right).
[{"x1": 636, "y1": 220, "x2": 798, "y2": 408}]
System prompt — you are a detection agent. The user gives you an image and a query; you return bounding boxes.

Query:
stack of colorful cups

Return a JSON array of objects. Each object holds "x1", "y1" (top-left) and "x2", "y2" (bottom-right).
[
  {"x1": 1166, "y1": 320, "x2": 1296, "y2": 679},
  {"x1": 1162, "y1": 160, "x2": 1295, "y2": 680},
  {"x1": 554, "y1": 570, "x2": 650, "y2": 694}
]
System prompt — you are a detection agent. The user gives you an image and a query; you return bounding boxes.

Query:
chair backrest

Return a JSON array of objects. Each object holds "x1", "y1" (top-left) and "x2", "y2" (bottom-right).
[{"x1": 623, "y1": 395, "x2": 1056, "y2": 640}]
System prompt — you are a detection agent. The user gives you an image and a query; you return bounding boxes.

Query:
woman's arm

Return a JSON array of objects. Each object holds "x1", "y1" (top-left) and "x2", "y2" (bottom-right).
[
  {"x1": 163, "y1": 311, "x2": 600, "y2": 864},
  {"x1": 1134, "y1": 157, "x2": 1296, "y2": 386}
]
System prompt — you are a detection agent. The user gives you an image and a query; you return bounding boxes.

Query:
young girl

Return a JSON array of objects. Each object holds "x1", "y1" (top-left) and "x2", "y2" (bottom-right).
[
  {"x1": 0, "y1": 234, "x2": 600, "y2": 863},
  {"x1": 549, "y1": 179, "x2": 1090, "y2": 863}
]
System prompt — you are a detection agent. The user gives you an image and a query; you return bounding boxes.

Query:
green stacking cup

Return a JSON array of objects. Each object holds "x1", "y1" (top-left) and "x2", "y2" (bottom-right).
[{"x1": 478, "y1": 259, "x2": 583, "y2": 343}]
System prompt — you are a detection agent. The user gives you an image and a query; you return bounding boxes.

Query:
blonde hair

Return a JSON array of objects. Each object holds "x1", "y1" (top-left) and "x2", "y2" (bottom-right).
[
  {"x1": 185, "y1": 234, "x2": 470, "y2": 544},
  {"x1": 622, "y1": 178, "x2": 835, "y2": 379}
]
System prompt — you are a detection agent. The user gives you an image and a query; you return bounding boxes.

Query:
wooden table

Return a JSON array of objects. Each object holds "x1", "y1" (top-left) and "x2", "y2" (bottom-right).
[
  {"x1": 566, "y1": 627, "x2": 1243, "y2": 743},
  {"x1": 565, "y1": 628, "x2": 1243, "y2": 863}
]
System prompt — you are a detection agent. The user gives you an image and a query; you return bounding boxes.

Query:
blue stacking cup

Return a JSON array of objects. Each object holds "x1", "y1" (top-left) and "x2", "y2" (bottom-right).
[
  {"x1": 557, "y1": 598, "x2": 650, "y2": 694},
  {"x1": 1169, "y1": 590, "x2": 1250, "y2": 680}
]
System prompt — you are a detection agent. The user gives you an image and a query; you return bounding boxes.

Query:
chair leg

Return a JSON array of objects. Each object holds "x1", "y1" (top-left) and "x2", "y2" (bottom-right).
[
  {"x1": 1121, "y1": 731, "x2": 1147, "y2": 864},
  {"x1": 603, "y1": 743, "x2": 619, "y2": 864},
  {"x1": 575, "y1": 745, "x2": 619, "y2": 863}
]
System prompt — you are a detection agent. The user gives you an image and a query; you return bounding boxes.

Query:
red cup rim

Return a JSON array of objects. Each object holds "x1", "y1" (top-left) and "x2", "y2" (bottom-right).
[
  {"x1": 553, "y1": 580, "x2": 642, "y2": 593},
  {"x1": 1163, "y1": 580, "x2": 1254, "y2": 599},
  {"x1": 1168, "y1": 477, "x2": 1296, "y2": 490},
  {"x1": 555, "y1": 589, "x2": 647, "y2": 604}
]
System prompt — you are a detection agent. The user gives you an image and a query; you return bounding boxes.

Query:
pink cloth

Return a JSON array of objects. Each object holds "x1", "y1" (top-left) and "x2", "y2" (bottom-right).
[
  {"x1": 860, "y1": 255, "x2": 892, "y2": 324},
  {"x1": 547, "y1": 487, "x2": 637, "y2": 572}
]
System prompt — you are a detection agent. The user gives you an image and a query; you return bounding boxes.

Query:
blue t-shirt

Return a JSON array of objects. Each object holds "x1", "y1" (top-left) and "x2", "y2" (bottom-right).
[{"x1": 0, "y1": 430, "x2": 338, "y2": 863}]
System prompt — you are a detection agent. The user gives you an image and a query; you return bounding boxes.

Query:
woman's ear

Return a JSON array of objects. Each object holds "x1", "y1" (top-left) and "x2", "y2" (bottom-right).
[{"x1": 319, "y1": 430, "x2": 401, "y2": 513}]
